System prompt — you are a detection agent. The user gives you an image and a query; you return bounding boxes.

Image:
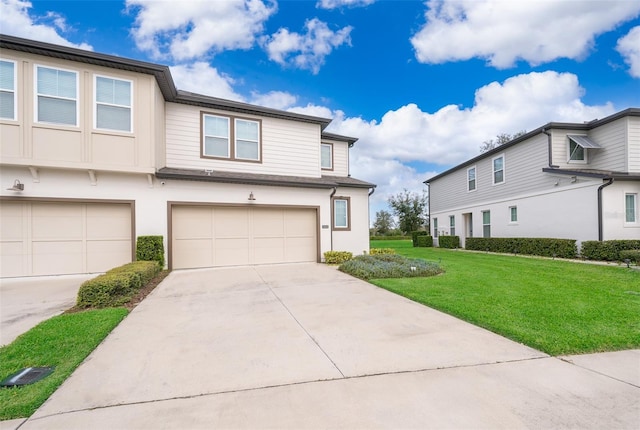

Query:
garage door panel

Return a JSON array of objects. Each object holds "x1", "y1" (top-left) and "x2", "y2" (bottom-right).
[
  {"x1": 0, "y1": 203, "x2": 23, "y2": 240},
  {"x1": 173, "y1": 207, "x2": 213, "y2": 239},
  {"x1": 215, "y1": 208, "x2": 249, "y2": 238},
  {"x1": 173, "y1": 239, "x2": 213, "y2": 269},
  {"x1": 285, "y1": 210, "x2": 316, "y2": 236},
  {"x1": 86, "y1": 240, "x2": 132, "y2": 272},
  {"x1": 1, "y1": 241, "x2": 25, "y2": 277},
  {"x1": 285, "y1": 237, "x2": 317, "y2": 262},
  {"x1": 86, "y1": 204, "x2": 131, "y2": 240},
  {"x1": 32, "y1": 241, "x2": 83, "y2": 275},
  {"x1": 253, "y1": 209, "x2": 284, "y2": 237},
  {"x1": 215, "y1": 238, "x2": 250, "y2": 266},
  {"x1": 254, "y1": 237, "x2": 285, "y2": 264},
  {"x1": 32, "y1": 205, "x2": 83, "y2": 240}
]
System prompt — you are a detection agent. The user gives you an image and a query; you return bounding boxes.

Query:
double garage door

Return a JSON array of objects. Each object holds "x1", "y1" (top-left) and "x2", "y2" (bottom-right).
[
  {"x1": 171, "y1": 205, "x2": 318, "y2": 269},
  {"x1": 0, "y1": 201, "x2": 133, "y2": 277}
]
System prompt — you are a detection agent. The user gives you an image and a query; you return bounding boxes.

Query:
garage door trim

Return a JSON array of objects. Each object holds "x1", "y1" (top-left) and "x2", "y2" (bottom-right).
[{"x1": 168, "y1": 201, "x2": 320, "y2": 270}]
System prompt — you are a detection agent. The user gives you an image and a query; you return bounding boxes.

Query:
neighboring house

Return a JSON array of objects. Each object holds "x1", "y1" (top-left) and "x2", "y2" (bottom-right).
[
  {"x1": 0, "y1": 34, "x2": 375, "y2": 278},
  {"x1": 425, "y1": 108, "x2": 640, "y2": 248}
]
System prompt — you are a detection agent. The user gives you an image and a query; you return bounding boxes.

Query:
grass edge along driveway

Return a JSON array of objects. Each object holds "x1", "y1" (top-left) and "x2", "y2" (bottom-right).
[{"x1": 370, "y1": 240, "x2": 640, "y2": 356}]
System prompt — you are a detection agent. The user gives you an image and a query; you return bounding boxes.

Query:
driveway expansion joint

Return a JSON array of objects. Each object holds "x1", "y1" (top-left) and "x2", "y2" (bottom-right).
[{"x1": 558, "y1": 357, "x2": 640, "y2": 389}]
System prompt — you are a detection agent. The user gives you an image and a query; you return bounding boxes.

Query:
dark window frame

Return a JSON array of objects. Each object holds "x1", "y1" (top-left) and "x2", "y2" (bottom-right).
[{"x1": 200, "y1": 111, "x2": 262, "y2": 163}]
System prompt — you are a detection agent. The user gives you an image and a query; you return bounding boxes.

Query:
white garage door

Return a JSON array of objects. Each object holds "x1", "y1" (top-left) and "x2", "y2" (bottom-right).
[
  {"x1": 0, "y1": 201, "x2": 133, "y2": 277},
  {"x1": 172, "y1": 205, "x2": 318, "y2": 269}
]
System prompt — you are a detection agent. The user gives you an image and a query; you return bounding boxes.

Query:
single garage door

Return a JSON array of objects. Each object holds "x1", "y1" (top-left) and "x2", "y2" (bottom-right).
[
  {"x1": 0, "y1": 201, "x2": 133, "y2": 277},
  {"x1": 172, "y1": 205, "x2": 318, "y2": 269}
]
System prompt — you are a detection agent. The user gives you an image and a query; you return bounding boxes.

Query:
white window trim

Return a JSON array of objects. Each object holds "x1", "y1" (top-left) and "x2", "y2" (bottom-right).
[
  {"x1": 467, "y1": 165, "x2": 477, "y2": 192},
  {"x1": 234, "y1": 118, "x2": 261, "y2": 161},
  {"x1": 625, "y1": 193, "x2": 638, "y2": 225},
  {"x1": 202, "y1": 113, "x2": 231, "y2": 159},
  {"x1": 567, "y1": 138, "x2": 587, "y2": 164},
  {"x1": 449, "y1": 215, "x2": 455, "y2": 236},
  {"x1": 332, "y1": 197, "x2": 350, "y2": 230},
  {"x1": 492, "y1": 154, "x2": 505, "y2": 185},
  {"x1": 509, "y1": 206, "x2": 518, "y2": 224},
  {"x1": 433, "y1": 218, "x2": 438, "y2": 238},
  {"x1": 0, "y1": 58, "x2": 17, "y2": 121},
  {"x1": 321, "y1": 143, "x2": 333, "y2": 170},
  {"x1": 93, "y1": 74, "x2": 133, "y2": 133},
  {"x1": 482, "y1": 210, "x2": 491, "y2": 238},
  {"x1": 34, "y1": 64, "x2": 79, "y2": 127}
]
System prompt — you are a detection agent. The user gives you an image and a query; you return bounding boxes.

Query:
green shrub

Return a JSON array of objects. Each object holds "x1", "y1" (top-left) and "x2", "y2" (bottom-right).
[
  {"x1": 324, "y1": 251, "x2": 353, "y2": 264},
  {"x1": 416, "y1": 235, "x2": 433, "y2": 247},
  {"x1": 466, "y1": 237, "x2": 577, "y2": 259},
  {"x1": 136, "y1": 235, "x2": 165, "y2": 267},
  {"x1": 411, "y1": 231, "x2": 429, "y2": 247},
  {"x1": 339, "y1": 254, "x2": 443, "y2": 280},
  {"x1": 619, "y1": 250, "x2": 640, "y2": 264},
  {"x1": 438, "y1": 235, "x2": 460, "y2": 249},
  {"x1": 77, "y1": 261, "x2": 161, "y2": 308},
  {"x1": 581, "y1": 240, "x2": 640, "y2": 261},
  {"x1": 370, "y1": 248, "x2": 396, "y2": 255},
  {"x1": 370, "y1": 235, "x2": 411, "y2": 241}
]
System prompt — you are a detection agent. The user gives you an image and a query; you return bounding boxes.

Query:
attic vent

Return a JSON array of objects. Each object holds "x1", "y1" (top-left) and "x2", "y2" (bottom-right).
[{"x1": 0, "y1": 367, "x2": 54, "y2": 387}]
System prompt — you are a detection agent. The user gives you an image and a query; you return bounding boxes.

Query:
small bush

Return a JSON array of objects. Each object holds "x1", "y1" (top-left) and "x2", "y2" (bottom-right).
[
  {"x1": 370, "y1": 248, "x2": 396, "y2": 255},
  {"x1": 370, "y1": 235, "x2": 411, "y2": 241},
  {"x1": 619, "y1": 250, "x2": 640, "y2": 264},
  {"x1": 339, "y1": 254, "x2": 443, "y2": 280},
  {"x1": 466, "y1": 237, "x2": 577, "y2": 259},
  {"x1": 136, "y1": 235, "x2": 165, "y2": 267},
  {"x1": 416, "y1": 235, "x2": 433, "y2": 247},
  {"x1": 77, "y1": 261, "x2": 161, "y2": 308},
  {"x1": 438, "y1": 235, "x2": 460, "y2": 249},
  {"x1": 581, "y1": 240, "x2": 640, "y2": 261},
  {"x1": 324, "y1": 251, "x2": 353, "y2": 264},
  {"x1": 411, "y1": 231, "x2": 429, "y2": 247}
]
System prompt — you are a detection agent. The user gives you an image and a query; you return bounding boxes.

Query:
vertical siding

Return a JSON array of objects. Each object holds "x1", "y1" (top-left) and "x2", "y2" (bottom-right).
[
  {"x1": 165, "y1": 103, "x2": 322, "y2": 178},
  {"x1": 628, "y1": 117, "x2": 640, "y2": 172}
]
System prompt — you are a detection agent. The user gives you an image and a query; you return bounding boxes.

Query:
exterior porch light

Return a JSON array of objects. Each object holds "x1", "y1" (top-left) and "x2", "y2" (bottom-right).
[
  {"x1": 248, "y1": 192, "x2": 256, "y2": 201},
  {"x1": 6, "y1": 179, "x2": 24, "y2": 192}
]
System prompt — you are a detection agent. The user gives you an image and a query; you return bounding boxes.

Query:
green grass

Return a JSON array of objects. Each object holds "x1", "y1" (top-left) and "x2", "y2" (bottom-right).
[
  {"x1": 0, "y1": 308, "x2": 128, "y2": 420},
  {"x1": 370, "y1": 240, "x2": 640, "y2": 355}
]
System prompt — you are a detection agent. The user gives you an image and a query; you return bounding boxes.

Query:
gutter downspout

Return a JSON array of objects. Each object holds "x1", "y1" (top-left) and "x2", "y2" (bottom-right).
[
  {"x1": 329, "y1": 186, "x2": 337, "y2": 252},
  {"x1": 597, "y1": 178, "x2": 614, "y2": 241},
  {"x1": 542, "y1": 128, "x2": 559, "y2": 168}
]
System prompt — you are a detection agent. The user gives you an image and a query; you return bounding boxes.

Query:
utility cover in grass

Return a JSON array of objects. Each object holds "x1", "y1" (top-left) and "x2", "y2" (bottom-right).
[{"x1": 339, "y1": 254, "x2": 443, "y2": 280}]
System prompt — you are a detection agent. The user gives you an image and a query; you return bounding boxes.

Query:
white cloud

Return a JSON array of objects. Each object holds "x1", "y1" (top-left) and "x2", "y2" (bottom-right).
[
  {"x1": 316, "y1": 0, "x2": 375, "y2": 10},
  {"x1": 169, "y1": 62, "x2": 244, "y2": 101},
  {"x1": 0, "y1": 0, "x2": 92, "y2": 50},
  {"x1": 616, "y1": 25, "x2": 640, "y2": 78},
  {"x1": 262, "y1": 18, "x2": 352, "y2": 74},
  {"x1": 126, "y1": 0, "x2": 276, "y2": 61},
  {"x1": 288, "y1": 103, "x2": 335, "y2": 119},
  {"x1": 250, "y1": 90, "x2": 298, "y2": 110},
  {"x1": 411, "y1": 0, "x2": 640, "y2": 68}
]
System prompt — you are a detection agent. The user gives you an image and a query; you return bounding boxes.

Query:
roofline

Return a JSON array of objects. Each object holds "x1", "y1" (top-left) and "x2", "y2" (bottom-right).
[
  {"x1": 321, "y1": 131, "x2": 359, "y2": 147},
  {"x1": 424, "y1": 108, "x2": 640, "y2": 184},
  {"x1": 0, "y1": 34, "x2": 332, "y2": 128},
  {"x1": 541, "y1": 168, "x2": 640, "y2": 181}
]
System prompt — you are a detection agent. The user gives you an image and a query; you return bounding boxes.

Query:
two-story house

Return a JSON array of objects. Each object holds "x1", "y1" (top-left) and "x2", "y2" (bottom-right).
[
  {"x1": 425, "y1": 108, "x2": 640, "y2": 248},
  {"x1": 0, "y1": 34, "x2": 375, "y2": 278}
]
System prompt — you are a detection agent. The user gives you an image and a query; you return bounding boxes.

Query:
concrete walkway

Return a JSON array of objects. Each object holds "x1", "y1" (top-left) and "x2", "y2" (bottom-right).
[{"x1": 13, "y1": 264, "x2": 640, "y2": 429}]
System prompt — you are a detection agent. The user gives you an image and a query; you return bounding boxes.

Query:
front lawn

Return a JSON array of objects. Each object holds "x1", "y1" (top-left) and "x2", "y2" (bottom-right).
[{"x1": 370, "y1": 240, "x2": 640, "y2": 355}]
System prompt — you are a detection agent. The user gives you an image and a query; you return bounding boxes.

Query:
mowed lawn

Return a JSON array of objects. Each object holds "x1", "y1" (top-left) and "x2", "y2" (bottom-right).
[{"x1": 370, "y1": 240, "x2": 640, "y2": 355}]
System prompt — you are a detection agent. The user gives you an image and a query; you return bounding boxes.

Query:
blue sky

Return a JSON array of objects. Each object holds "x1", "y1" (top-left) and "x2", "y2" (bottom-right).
[{"x1": 2, "y1": 0, "x2": 640, "y2": 219}]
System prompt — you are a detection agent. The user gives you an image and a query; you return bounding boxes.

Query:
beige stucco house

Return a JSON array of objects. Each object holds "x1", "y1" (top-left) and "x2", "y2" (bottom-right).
[
  {"x1": 0, "y1": 34, "x2": 375, "y2": 277},
  {"x1": 426, "y1": 108, "x2": 640, "y2": 249}
]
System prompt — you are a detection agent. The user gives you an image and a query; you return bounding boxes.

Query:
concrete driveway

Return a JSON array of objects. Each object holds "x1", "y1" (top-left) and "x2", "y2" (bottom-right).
[
  {"x1": 0, "y1": 274, "x2": 93, "y2": 346},
  {"x1": 16, "y1": 264, "x2": 640, "y2": 429}
]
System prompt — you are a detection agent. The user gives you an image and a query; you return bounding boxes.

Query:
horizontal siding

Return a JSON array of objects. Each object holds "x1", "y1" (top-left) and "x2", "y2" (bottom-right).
[
  {"x1": 165, "y1": 103, "x2": 321, "y2": 177},
  {"x1": 628, "y1": 117, "x2": 640, "y2": 172},
  {"x1": 588, "y1": 118, "x2": 627, "y2": 172},
  {"x1": 323, "y1": 139, "x2": 349, "y2": 176}
]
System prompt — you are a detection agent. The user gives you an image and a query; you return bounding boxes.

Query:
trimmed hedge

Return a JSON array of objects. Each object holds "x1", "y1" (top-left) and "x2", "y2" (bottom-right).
[
  {"x1": 438, "y1": 235, "x2": 460, "y2": 249},
  {"x1": 416, "y1": 235, "x2": 433, "y2": 247},
  {"x1": 136, "y1": 235, "x2": 165, "y2": 267},
  {"x1": 580, "y1": 240, "x2": 640, "y2": 261},
  {"x1": 620, "y1": 250, "x2": 640, "y2": 264},
  {"x1": 77, "y1": 261, "x2": 161, "y2": 308},
  {"x1": 466, "y1": 237, "x2": 577, "y2": 259},
  {"x1": 370, "y1": 235, "x2": 411, "y2": 241},
  {"x1": 324, "y1": 251, "x2": 353, "y2": 264},
  {"x1": 411, "y1": 231, "x2": 429, "y2": 247},
  {"x1": 370, "y1": 248, "x2": 396, "y2": 255}
]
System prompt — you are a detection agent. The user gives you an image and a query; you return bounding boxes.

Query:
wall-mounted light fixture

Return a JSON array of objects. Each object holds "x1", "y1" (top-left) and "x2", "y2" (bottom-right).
[
  {"x1": 248, "y1": 192, "x2": 256, "y2": 201},
  {"x1": 570, "y1": 176, "x2": 577, "y2": 183},
  {"x1": 6, "y1": 179, "x2": 24, "y2": 192}
]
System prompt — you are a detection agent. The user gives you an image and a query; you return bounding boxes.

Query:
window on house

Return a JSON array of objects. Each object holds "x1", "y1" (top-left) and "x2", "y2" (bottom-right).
[
  {"x1": 235, "y1": 118, "x2": 260, "y2": 160},
  {"x1": 510, "y1": 206, "x2": 518, "y2": 223},
  {"x1": 201, "y1": 113, "x2": 261, "y2": 161},
  {"x1": 0, "y1": 59, "x2": 16, "y2": 120},
  {"x1": 36, "y1": 65, "x2": 78, "y2": 126},
  {"x1": 433, "y1": 218, "x2": 438, "y2": 238},
  {"x1": 568, "y1": 139, "x2": 585, "y2": 162},
  {"x1": 467, "y1": 166, "x2": 476, "y2": 191},
  {"x1": 482, "y1": 211, "x2": 491, "y2": 238},
  {"x1": 332, "y1": 197, "x2": 350, "y2": 230},
  {"x1": 449, "y1": 215, "x2": 455, "y2": 236},
  {"x1": 95, "y1": 76, "x2": 132, "y2": 132},
  {"x1": 321, "y1": 143, "x2": 333, "y2": 170},
  {"x1": 626, "y1": 193, "x2": 637, "y2": 223},
  {"x1": 203, "y1": 115, "x2": 230, "y2": 158},
  {"x1": 492, "y1": 155, "x2": 504, "y2": 184}
]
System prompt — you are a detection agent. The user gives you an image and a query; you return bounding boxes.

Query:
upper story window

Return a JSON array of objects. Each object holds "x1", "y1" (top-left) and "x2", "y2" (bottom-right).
[
  {"x1": 626, "y1": 193, "x2": 637, "y2": 223},
  {"x1": 332, "y1": 197, "x2": 350, "y2": 230},
  {"x1": 567, "y1": 135, "x2": 600, "y2": 164},
  {"x1": 492, "y1": 155, "x2": 505, "y2": 185},
  {"x1": 568, "y1": 139, "x2": 585, "y2": 162},
  {"x1": 0, "y1": 59, "x2": 16, "y2": 120},
  {"x1": 95, "y1": 75, "x2": 132, "y2": 132},
  {"x1": 321, "y1": 143, "x2": 333, "y2": 170},
  {"x1": 35, "y1": 65, "x2": 78, "y2": 126},
  {"x1": 202, "y1": 113, "x2": 261, "y2": 162},
  {"x1": 467, "y1": 166, "x2": 476, "y2": 191}
]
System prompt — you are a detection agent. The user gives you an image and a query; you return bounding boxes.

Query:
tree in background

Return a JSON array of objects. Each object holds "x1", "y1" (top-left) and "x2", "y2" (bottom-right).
[
  {"x1": 373, "y1": 210, "x2": 394, "y2": 235},
  {"x1": 388, "y1": 189, "x2": 428, "y2": 234},
  {"x1": 480, "y1": 130, "x2": 527, "y2": 153}
]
